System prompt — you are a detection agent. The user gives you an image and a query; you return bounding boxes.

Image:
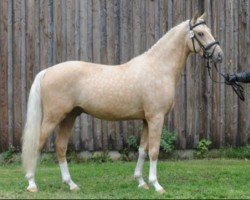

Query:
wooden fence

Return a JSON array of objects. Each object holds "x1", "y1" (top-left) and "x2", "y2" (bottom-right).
[{"x1": 0, "y1": 0, "x2": 250, "y2": 152}]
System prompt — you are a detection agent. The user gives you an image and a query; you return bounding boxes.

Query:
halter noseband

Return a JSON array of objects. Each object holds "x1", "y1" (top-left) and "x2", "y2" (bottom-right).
[{"x1": 189, "y1": 20, "x2": 219, "y2": 59}]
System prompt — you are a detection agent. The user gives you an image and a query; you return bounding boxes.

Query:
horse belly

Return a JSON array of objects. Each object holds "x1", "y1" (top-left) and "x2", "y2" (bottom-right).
[
  {"x1": 85, "y1": 107, "x2": 145, "y2": 121},
  {"x1": 80, "y1": 92, "x2": 144, "y2": 120}
]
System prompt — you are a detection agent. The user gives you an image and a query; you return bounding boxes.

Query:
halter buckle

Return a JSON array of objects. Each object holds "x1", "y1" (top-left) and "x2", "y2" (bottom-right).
[{"x1": 189, "y1": 30, "x2": 195, "y2": 38}]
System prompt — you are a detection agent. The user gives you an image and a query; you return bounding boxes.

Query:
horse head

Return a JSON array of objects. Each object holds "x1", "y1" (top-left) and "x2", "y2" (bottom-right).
[{"x1": 187, "y1": 13, "x2": 224, "y2": 63}]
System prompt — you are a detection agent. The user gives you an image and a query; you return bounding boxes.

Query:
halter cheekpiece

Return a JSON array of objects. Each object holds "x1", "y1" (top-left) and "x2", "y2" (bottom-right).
[{"x1": 189, "y1": 20, "x2": 219, "y2": 59}]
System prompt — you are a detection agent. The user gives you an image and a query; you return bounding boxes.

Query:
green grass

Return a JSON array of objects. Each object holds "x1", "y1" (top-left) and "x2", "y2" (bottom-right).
[{"x1": 0, "y1": 160, "x2": 250, "y2": 199}]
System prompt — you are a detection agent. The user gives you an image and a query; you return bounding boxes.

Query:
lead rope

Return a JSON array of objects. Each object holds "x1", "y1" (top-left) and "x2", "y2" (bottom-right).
[{"x1": 205, "y1": 59, "x2": 245, "y2": 101}]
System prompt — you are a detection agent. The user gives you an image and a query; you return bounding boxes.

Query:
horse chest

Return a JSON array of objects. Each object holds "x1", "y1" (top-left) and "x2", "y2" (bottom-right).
[{"x1": 142, "y1": 82, "x2": 175, "y2": 114}]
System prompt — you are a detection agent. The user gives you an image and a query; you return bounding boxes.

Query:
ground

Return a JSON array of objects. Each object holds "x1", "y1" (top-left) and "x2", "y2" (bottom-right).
[{"x1": 0, "y1": 159, "x2": 249, "y2": 199}]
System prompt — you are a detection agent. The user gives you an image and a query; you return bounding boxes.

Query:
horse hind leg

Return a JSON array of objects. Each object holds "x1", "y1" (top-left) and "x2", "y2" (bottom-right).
[
  {"x1": 26, "y1": 116, "x2": 59, "y2": 192},
  {"x1": 56, "y1": 112, "x2": 79, "y2": 191},
  {"x1": 134, "y1": 120, "x2": 149, "y2": 190}
]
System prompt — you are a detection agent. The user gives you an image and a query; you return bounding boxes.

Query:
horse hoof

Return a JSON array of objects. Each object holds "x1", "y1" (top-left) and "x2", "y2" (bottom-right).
[
  {"x1": 27, "y1": 187, "x2": 39, "y2": 193},
  {"x1": 139, "y1": 183, "x2": 150, "y2": 190},
  {"x1": 71, "y1": 186, "x2": 80, "y2": 192},
  {"x1": 157, "y1": 188, "x2": 166, "y2": 194}
]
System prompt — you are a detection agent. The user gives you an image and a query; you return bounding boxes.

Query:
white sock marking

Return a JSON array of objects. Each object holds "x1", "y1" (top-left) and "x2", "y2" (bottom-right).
[
  {"x1": 59, "y1": 161, "x2": 78, "y2": 190},
  {"x1": 26, "y1": 171, "x2": 38, "y2": 190},
  {"x1": 134, "y1": 147, "x2": 147, "y2": 187},
  {"x1": 149, "y1": 159, "x2": 163, "y2": 191}
]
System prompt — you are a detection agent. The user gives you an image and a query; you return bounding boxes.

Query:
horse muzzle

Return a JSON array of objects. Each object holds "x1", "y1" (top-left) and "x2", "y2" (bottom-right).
[{"x1": 213, "y1": 50, "x2": 224, "y2": 63}]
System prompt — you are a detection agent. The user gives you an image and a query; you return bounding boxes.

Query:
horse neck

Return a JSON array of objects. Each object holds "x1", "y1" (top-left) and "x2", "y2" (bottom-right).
[{"x1": 143, "y1": 21, "x2": 191, "y2": 85}]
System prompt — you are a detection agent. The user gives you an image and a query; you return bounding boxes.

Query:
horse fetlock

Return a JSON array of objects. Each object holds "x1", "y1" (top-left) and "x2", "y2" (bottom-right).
[
  {"x1": 149, "y1": 179, "x2": 164, "y2": 192},
  {"x1": 62, "y1": 176, "x2": 72, "y2": 184},
  {"x1": 25, "y1": 172, "x2": 38, "y2": 192},
  {"x1": 138, "y1": 183, "x2": 150, "y2": 190},
  {"x1": 69, "y1": 181, "x2": 79, "y2": 191},
  {"x1": 135, "y1": 175, "x2": 148, "y2": 189},
  {"x1": 149, "y1": 178, "x2": 158, "y2": 187},
  {"x1": 62, "y1": 177, "x2": 79, "y2": 191},
  {"x1": 25, "y1": 172, "x2": 34, "y2": 180},
  {"x1": 148, "y1": 178, "x2": 157, "y2": 185},
  {"x1": 134, "y1": 172, "x2": 142, "y2": 179},
  {"x1": 27, "y1": 182, "x2": 38, "y2": 192}
]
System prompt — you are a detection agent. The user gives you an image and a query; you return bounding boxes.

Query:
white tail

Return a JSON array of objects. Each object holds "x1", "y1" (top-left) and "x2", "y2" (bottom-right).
[{"x1": 22, "y1": 69, "x2": 46, "y2": 173}]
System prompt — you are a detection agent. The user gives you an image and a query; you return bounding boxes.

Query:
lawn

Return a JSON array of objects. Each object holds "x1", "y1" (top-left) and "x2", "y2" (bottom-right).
[{"x1": 0, "y1": 159, "x2": 249, "y2": 199}]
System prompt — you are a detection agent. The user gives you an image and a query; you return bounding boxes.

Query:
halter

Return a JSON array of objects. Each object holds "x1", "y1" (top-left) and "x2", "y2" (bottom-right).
[
  {"x1": 189, "y1": 20, "x2": 245, "y2": 101},
  {"x1": 189, "y1": 20, "x2": 219, "y2": 59}
]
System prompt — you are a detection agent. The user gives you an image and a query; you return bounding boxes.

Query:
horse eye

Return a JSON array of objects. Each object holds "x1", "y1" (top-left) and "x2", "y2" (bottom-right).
[{"x1": 198, "y1": 32, "x2": 204, "y2": 37}]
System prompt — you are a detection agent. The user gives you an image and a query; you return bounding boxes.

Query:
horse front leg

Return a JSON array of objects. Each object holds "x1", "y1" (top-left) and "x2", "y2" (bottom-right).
[
  {"x1": 134, "y1": 120, "x2": 149, "y2": 189},
  {"x1": 147, "y1": 113, "x2": 165, "y2": 194}
]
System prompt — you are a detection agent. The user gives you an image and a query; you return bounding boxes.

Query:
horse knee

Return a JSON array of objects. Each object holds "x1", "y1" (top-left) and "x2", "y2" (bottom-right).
[
  {"x1": 138, "y1": 147, "x2": 147, "y2": 159},
  {"x1": 149, "y1": 147, "x2": 159, "y2": 160}
]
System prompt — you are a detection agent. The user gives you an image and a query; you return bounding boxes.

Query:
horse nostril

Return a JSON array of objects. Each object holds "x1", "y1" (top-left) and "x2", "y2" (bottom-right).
[{"x1": 217, "y1": 52, "x2": 223, "y2": 61}]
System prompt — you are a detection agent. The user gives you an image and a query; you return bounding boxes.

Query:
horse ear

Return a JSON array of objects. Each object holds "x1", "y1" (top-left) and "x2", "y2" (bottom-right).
[
  {"x1": 191, "y1": 13, "x2": 199, "y2": 24},
  {"x1": 200, "y1": 12, "x2": 207, "y2": 21}
]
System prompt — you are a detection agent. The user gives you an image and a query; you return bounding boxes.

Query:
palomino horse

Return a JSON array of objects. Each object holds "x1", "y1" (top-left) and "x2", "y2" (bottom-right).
[{"x1": 22, "y1": 13, "x2": 223, "y2": 193}]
